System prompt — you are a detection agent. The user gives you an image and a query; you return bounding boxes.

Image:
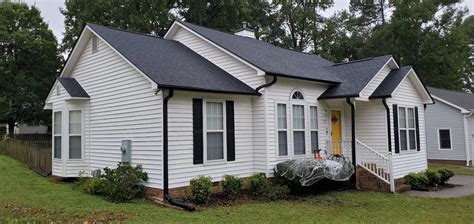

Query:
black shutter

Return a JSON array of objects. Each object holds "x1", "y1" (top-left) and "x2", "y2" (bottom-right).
[
  {"x1": 415, "y1": 107, "x2": 420, "y2": 151},
  {"x1": 193, "y1": 99, "x2": 203, "y2": 164},
  {"x1": 226, "y1": 101, "x2": 235, "y2": 161},
  {"x1": 393, "y1": 104, "x2": 400, "y2": 154}
]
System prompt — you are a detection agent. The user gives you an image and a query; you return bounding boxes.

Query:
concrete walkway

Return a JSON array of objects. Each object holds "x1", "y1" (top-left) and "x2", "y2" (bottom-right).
[{"x1": 403, "y1": 175, "x2": 474, "y2": 198}]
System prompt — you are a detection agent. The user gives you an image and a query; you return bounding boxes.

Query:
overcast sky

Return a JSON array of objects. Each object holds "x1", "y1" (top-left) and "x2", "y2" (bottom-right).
[{"x1": 24, "y1": 0, "x2": 474, "y2": 44}]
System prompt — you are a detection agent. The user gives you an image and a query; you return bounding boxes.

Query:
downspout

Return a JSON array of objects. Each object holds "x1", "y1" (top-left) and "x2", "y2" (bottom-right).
[
  {"x1": 382, "y1": 98, "x2": 392, "y2": 153},
  {"x1": 162, "y1": 89, "x2": 195, "y2": 211},
  {"x1": 255, "y1": 75, "x2": 278, "y2": 176},
  {"x1": 463, "y1": 112, "x2": 472, "y2": 167},
  {"x1": 346, "y1": 98, "x2": 356, "y2": 167}
]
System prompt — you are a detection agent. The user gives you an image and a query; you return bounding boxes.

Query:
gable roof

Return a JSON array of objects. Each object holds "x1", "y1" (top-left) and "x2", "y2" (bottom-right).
[
  {"x1": 86, "y1": 23, "x2": 258, "y2": 95},
  {"x1": 370, "y1": 66, "x2": 412, "y2": 99},
  {"x1": 58, "y1": 77, "x2": 89, "y2": 98},
  {"x1": 428, "y1": 87, "x2": 474, "y2": 111},
  {"x1": 177, "y1": 21, "x2": 340, "y2": 84},
  {"x1": 318, "y1": 56, "x2": 393, "y2": 99}
]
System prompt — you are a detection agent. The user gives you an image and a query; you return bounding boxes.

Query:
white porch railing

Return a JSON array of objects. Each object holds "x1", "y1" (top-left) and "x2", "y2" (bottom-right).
[
  {"x1": 325, "y1": 139, "x2": 352, "y2": 157},
  {"x1": 356, "y1": 140, "x2": 394, "y2": 191}
]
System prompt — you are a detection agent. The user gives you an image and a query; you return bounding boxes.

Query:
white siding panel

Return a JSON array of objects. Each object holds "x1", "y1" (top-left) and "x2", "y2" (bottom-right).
[
  {"x1": 172, "y1": 27, "x2": 264, "y2": 89},
  {"x1": 360, "y1": 65, "x2": 391, "y2": 99},
  {"x1": 66, "y1": 37, "x2": 163, "y2": 188},
  {"x1": 388, "y1": 76, "x2": 428, "y2": 178},
  {"x1": 355, "y1": 100, "x2": 387, "y2": 154},
  {"x1": 425, "y1": 99, "x2": 466, "y2": 161},
  {"x1": 167, "y1": 91, "x2": 255, "y2": 188}
]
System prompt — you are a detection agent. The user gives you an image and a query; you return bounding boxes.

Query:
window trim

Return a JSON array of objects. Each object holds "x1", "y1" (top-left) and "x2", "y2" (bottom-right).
[
  {"x1": 398, "y1": 106, "x2": 417, "y2": 152},
  {"x1": 291, "y1": 103, "x2": 306, "y2": 157},
  {"x1": 437, "y1": 128, "x2": 452, "y2": 150},
  {"x1": 203, "y1": 99, "x2": 227, "y2": 164},
  {"x1": 276, "y1": 103, "x2": 289, "y2": 158},
  {"x1": 68, "y1": 110, "x2": 83, "y2": 160},
  {"x1": 309, "y1": 105, "x2": 319, "y2": 153},
  {"x1": 53, "y1": 111, "x2": 62, "y2": 160}
]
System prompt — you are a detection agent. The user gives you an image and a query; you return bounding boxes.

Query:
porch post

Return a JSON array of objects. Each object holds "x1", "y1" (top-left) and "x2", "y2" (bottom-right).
[{"x1": 346, "y1": 97, "x2": 356, "y2": 167}]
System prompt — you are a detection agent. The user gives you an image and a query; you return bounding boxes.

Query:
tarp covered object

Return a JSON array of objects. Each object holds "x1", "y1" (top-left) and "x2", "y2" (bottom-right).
[{"x1": 275, "y1": 156, "x2": 354, "y2": 186}]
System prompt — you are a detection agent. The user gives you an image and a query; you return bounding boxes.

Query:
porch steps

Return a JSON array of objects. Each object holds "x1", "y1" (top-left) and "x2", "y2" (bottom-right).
[{"x1": 356, "y1": 165, "x2": 410, "y2": 193}]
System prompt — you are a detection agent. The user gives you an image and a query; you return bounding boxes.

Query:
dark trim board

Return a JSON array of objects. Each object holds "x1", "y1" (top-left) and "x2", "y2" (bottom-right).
[{"x1": 428, "y1": 159, "x2": 473, "y2": 166}]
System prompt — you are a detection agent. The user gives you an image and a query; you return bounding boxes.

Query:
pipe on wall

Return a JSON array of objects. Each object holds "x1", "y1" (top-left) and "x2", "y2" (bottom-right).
[
  {"x1": 382, "y1": 98, "x2": 392, "y2": 153},
  {"x1": 346, "y1": 97, "x2": 356, "y2": 167},
  {"x1": 463, "y1": 112, "x2": 473, "y2": 167},
  {"x1": 162, "y1": 89, "x2": 195, "y2": 211}
]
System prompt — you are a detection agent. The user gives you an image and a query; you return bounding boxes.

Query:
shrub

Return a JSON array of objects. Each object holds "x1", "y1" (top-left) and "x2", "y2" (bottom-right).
[
  {"x1": 101, "y1": 163, "x2": 149, "y2": 202},
  {"x1": 221, "y1": 175, "x2": 243, "y2": 200},
  {"x1": 190, "y1": 176, "x2": 213, "y2": 204},
  {"x1": 77, "y1": 177, "x2": 105, "y2": 195},
  {"x1": 425, "y1": 169, "x2": 442, "y2": 186},
  {"x1": 250, "y1": 173, "x2": 269, "y2": 196},
  {"x1": 263, "y1": 185, "x2": 290, "y2": 201},
  {"x1": 438, "y1": 169, "x2": 454, "y2": 184},
  {"x1": 404, "y1": 172, "x2": 429, "y2": 190}
]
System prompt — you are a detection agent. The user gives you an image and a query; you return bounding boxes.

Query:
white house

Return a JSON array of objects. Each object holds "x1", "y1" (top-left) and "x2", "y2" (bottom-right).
[
  {"x1": 44, "y1": 22, "x2": 433, "y2": 200},
  {"x1": 425, "y1": 87, "x2": 474, "y2": 166}
]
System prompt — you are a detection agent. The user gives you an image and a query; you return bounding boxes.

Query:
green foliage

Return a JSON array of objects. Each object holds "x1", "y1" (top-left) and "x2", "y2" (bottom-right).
[
  {"x1": 77, "y1": 177, "x2": 105, "y2": 195},
  {"x1": 100, "y1": 163, "x2": 149, "y2": 202},
  {"x1": 404, "y1": 173, "x2": 429, "y2": 190},
  {"x1": 425, "y1": 169, "x2": 442, "y2": 186},
  {"x1": 190, "y1": 176, "x2": 213, "y2": 204},
  {"x1": 250, "y1": 173, "x2": 269, "y2": 196},
  {"x1": 263, "y1": 185, "x2": 290, "y2": 201},
  {"x1": 0, "y1": 2, "x2": 61, "y2": 130},
  {"x1": 221, "y1": 175, "x2": 243, "y2": 200},
  {"x1": 438, "y1": 169, "x2": 455, "y2": 184}
]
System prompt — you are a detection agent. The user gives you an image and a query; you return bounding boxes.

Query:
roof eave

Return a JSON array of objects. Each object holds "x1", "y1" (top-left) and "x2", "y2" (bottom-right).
[
  {"x1": 158, "y1": 84, "x2": 261, "y2": 96},
  {"x1": 266, "y1": 72, "x2": 340, "y2": 85},
  {"x1": 318, "y1": 94, "x2": 360, "y2": 100}
]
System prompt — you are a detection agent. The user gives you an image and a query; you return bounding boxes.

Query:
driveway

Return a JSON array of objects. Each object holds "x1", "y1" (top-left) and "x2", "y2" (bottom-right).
[{"x1": 403, "y1": 175, "x2": 474, "y2": 198}]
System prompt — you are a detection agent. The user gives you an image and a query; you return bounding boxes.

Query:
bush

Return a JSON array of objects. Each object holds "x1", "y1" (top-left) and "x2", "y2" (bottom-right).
[
  {"x1": 77, "y1": 177, "x2": 105, "y2": 195},
  {"x1": 425, "y1": 169, "x2": 442, "y2": 186},
  {"x1": 404, "y1": 172, "x2": 429, "y2": 190},
  {"x1": 263, "y1": 185, "x2": 290, "y2": 201},
  {"x1": 221, "y1": 175, "x2": 243, "y2": 200},
  {"x1": 101, "y1": 163, "x2": 149, "y2": 202},
  {"x1": 250, "y1": 173, "x2": 269, "y2": 196},
  {"x1": 190, "y1": 176, "x2": 213, "y2": 204},
  {"x1": 438, "y1": 169, "x2": 454, "y2": 184}
]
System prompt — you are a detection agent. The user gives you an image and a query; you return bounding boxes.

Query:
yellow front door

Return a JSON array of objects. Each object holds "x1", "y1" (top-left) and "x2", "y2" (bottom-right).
[{"x1": 331, "y1": 110, "x2": 342, "y2": 155}]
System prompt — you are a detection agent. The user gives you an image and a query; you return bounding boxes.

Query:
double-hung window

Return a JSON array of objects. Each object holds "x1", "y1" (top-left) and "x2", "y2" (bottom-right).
[
  {"x1": 292, "y1": 104, "x2": 305, "y2": 155},
  {"x1": 205, "y1": 101, "x2": 225, "y2": 161},
  {"x1": 438, "y1": 129, "x2": 452, "y2": 150},
  {"x1": 69, "y1": 110, "x2": 82, "y2": 159},
  {"x1": 310, "y1": 106, "x2": 319, "y2": 151},
  {"x1": 53, "y1": 112, "x2": 62, "y2": 159},
  {"x1": 398, "y1": 107, "x2": 417, "y2": 151},
  {"x1": 277, "y1": 104, "x2": 288, "y2": 156}
]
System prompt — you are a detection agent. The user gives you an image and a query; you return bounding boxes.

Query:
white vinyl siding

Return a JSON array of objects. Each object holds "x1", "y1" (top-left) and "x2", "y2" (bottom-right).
[{"x1": 204, "y1": 101, "x2": 225, "y2": 161}]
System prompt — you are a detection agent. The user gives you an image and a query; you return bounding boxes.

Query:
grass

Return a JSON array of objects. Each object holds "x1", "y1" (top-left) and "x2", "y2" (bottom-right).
[
  {"x1": 1, "y1": 155, "x2": 474, "y2": 223},
  {"x1": 429, "y1": 163, "x2": 474, "y2": 176}
]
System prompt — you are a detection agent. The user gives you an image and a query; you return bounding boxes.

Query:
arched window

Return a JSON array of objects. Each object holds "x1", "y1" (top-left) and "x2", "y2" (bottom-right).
[{"x1": 291, "y1": 91, "x2": 304, "y2": 100}]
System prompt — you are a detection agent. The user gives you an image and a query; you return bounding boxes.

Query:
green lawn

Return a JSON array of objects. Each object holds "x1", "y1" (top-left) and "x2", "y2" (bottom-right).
[
  {"x1": 1, "y1": 155, "x2": 474, "y2": 223},
  {"x1": 429, "y1": 163, "x2": 474, "y2": 176}
]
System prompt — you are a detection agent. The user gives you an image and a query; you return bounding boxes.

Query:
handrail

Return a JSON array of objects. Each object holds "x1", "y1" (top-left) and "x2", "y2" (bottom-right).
[{"x1": 356, "y1": 140, "x2": 388, "y2": 160}]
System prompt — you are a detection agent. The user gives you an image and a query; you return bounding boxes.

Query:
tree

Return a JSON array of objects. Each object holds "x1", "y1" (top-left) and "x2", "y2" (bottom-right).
[
  {"x1": 363, "y1": 0, "x2": 471, "y2": 91},
  {"x1": 61, "y1": 0, "x2": 176, "y2": 52},
  {"x1": 0, "y1": 2, "x2": 61, "y2": 134},
  {"x1": 462, "y1": 15, "x2": 474, "y2": 41},
  {"x1": 349, "y1": 0, "x2": 389, "y2": 27},
  {"x1": 177, "y1": 0, "x2": 272, "y2": 39}
]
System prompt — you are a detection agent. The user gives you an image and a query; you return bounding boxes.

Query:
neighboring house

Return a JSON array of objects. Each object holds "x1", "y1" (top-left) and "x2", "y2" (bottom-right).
[
  {"x1": 425, "y1": 87, "x2": 474, "y2": 166},
  {"x1": 6, "y1": 123, "x2": 49, "y2": 135},
  {"x1": 44, "y1": 22, "x2": 433, "y2": 198}
]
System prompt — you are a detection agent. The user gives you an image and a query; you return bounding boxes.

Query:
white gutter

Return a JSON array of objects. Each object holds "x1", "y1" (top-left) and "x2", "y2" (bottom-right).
[{"x1": 463, "y1": 112, "x2": 472, "y2": 167}]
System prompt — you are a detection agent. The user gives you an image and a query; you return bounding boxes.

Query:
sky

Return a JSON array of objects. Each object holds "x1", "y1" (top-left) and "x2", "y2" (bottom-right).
[{"x1": 24, "y1": 0, "x2": 474, "y2": 44}]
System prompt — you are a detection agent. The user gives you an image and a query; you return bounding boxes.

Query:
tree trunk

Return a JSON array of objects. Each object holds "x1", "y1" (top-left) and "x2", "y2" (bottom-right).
[{"x1": 7, "y1": 120, "x2": 15, "y2": 135}]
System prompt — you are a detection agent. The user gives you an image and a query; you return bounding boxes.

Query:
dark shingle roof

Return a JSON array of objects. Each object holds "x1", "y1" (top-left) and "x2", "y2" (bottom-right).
[
  {"x1": 370, "y1": 66, "x2": 412, "y2": 98},
  {"x1": 87, "y1": 23, "x2": 258, "y2": 95},
  {"x1": 428, "y1": 87, "x2": 474, "y2": 110},
  {"x1": 58, "y1": 77, "x2": 89, "y2": 98},
  {"x1": 318, "y1": 56, "x2": 393, "y2": 99},
  {"x1": 179, "y1": 21, "x2": 340, "y2": 83}
]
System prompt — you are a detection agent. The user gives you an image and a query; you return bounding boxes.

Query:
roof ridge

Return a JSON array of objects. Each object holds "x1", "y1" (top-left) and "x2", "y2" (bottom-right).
[
  {"x1": 428, "y1": 86, "x2": 472, "y2": 95},
  {"x1": 178, "y1": 21, "x2": 334, "y2": 64},
  {"x1": 86, "y1": 23, "x2": 163, "y2": 39},
  {"x1": 332, "y1": 55, "x2": 392, "y2": 66}
]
